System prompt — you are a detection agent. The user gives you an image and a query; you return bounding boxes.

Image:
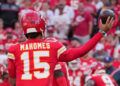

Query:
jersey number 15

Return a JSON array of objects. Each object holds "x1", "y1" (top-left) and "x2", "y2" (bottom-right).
[{"x1": 21, "y1": 51, "x2": 50, "y2": 80}]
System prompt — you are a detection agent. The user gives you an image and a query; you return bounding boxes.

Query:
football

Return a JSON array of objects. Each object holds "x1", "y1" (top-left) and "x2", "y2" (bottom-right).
[{"x1": 99, "y1": 9, "x2": 115, "y2": 24}]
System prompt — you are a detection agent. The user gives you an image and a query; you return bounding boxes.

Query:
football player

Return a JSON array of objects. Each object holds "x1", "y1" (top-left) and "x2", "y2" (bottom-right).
[
  {"x1": 80, "y1": 53, "x2": 99, "y2": 75},
  {"x1": 68, "y1": 59, "x2": 84, "y2": 86},
  {"x1": 8, "y1": 10, "x2": 114, "y2": 86},
  {"x1": 53, "y1": 62, "x2": 70, "y2": 86},
  {"x1": 85, "y1": 65, "x2": 118, "y2": 86}
]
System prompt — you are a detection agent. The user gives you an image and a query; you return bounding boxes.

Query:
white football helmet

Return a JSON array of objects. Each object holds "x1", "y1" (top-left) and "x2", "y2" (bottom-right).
[{"x1": 68, "y1": 59, "x2": 80, "y2": 71}]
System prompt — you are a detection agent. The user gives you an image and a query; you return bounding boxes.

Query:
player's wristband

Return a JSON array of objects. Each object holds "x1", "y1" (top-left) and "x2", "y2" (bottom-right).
[{"x1": 99, "y1": 30, "x2": 106, "y2": 35}]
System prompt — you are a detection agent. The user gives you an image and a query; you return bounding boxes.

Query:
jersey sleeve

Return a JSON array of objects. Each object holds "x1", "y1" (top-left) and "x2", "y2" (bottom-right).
[
  {"x1": 8, "y1": 45, "x2": 16, "y2": 78},
  {"x1": 8, "y1": 45, "x2": 16, "y2": 60},
  {"x1": 58, "y1": 32, "x2": 103, "y2": 62},
  {"x1": 55, "y1": 64, "x2": 62, "y2": 71},
  {"x1": 56, "y1": 41, "x2": 67, "y2": 60}
]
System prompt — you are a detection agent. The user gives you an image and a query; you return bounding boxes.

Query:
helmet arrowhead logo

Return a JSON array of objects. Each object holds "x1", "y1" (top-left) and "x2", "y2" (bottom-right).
[{"x1": 28, "y1": 16, "x2": 31, "y2": 19}]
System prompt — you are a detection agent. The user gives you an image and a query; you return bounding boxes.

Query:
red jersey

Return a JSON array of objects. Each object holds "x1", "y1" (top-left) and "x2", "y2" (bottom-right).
[
  {"x1": 68, "y1": 68, "x2": 84, "y2": 86},
  {"x1": 2, "y1": 37, "x2": 18, "y2": 50},
  {"x1": 80, "y1": 57, "x2": 98, "y2": 75},
  {"x1": 8, "y1": 32, "x2": 104, "y2": 86},
  {"x1": 8, "y1": 39, "x2": 67, "y2": 86},
  {"x1": 53, "y1": 62, "x2": 70, "y2": 86},
  {"x1": 85, "y1": 74, "x2": 118, "y2": 86},
  {"x1": 113, "y1": 60, "x2": 120, "y2": 69}
]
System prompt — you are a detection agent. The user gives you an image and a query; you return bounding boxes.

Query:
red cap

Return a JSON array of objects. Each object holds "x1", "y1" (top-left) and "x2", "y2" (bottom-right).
[{"x1": 47, "y1": 27, "x2": 55, "y2": 32}]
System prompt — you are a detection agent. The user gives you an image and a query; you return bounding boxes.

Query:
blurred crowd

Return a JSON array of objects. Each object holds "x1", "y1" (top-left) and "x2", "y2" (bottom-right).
[{"x1": 0, "y1": 0, "x2": 120, "y2": 86}]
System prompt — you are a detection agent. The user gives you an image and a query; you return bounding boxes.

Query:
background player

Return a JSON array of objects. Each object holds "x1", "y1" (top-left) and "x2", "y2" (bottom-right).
[
  {"x1": 8, "y1": 10, "x2": 114, "y2": 86},
  {"x1": 68, "y1": 59, "x2": 84, "y2": 86},
  {"x1": 53, "y1": 62, "x2": 70, "y2": 86},
  {"x1": 85, "y1": 65, "x2": 118, "y2": 86}
]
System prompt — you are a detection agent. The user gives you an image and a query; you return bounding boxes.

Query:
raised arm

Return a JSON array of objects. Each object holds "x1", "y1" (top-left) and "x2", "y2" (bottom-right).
[{"x1": 59, "y1": 17, "x2": 114, "y2": 62}]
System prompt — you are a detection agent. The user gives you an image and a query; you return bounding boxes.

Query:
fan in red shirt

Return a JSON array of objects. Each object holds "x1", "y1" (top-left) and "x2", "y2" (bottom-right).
[
  {"x1": 104, "y1": 34, "x2": 116, "y2": 57},
  {"x1": 72, "y1": 2, "x2": 93, "y2": 44},
  {"x1": 53, "y1": 62, "x2": 70, "y2": 86},
  {"x1": 2, "y1": 28, "x2": 18, "y2": 50},
  {"x1": 68, "y1": 59, "x2": 84, "y2": 86},
  {"x1": 7, "y1": 11, "x2": 114, "y2": 86}
]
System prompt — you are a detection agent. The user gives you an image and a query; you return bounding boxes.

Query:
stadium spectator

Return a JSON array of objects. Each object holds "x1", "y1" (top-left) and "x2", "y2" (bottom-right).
[
  {"x1": 93, "y1": 43, "x2": 109, "y2": 61},
  {"x1": 92, "y1": 0, "x2": 104, "y2": 10},
  {"x1": 53, "y1": 3, "x2": 71, "y2": 39},
  {"x1": 54, "y1": 0, "x2": 74, "y2": 20},
  {"x1": 115, "y1": 1, "x2": 120, "y2": 28},
  {"x1": 0, "y1": 19, "x2": 6, "y2": 41},
  {"x1": 104, "y1": 34, "x2": 116, "y2": 57},
  {"x1": 103, "y1": 56, "x2": 116, "y2": 74},
  {"x1": 14, "y1": 21, "x2": 26, "y2": 42},
  {"x1": 0, "y1": 19, "x2": 4, "y2": 33},
  {"x1": 111, "y1": 0, "x2": 118, "y2": 8},
  {"x1": 0, "y1": 0, "x2": 19, "y2": 28},
  {"x1": 72, "y1": 3, "x2": 93, "y2": 44},
  {"x1": 16, "y1": 0, "x2": 24, "y2": 6},
  {"x1": 114, "y1": 30, "x2": 120, "y2": 58},
  {"x1": 46, "y1": 26, "x2": 57, "y2": 38},
  {"x1": 19, "y1": 0, "x2": 35, "y2": 19},
  {"x1": 2, "y1": 28, "x2": 18, "y2": 50},
  {"x1": 39, "y1": 1, "x2": 54, "y2": 26},
  {"x1": 0, "y1": 44, "x2": 7, "y2": 64}
]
